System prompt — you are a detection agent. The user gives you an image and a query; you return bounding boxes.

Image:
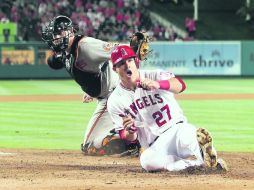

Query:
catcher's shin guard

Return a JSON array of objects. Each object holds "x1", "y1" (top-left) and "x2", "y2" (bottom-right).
[
  {"x1": 80, "y1": 136, "x2": 140, "y2": 156},
  {"x1": 197, "y1": 128, "x2": 218, "y2": 168}
]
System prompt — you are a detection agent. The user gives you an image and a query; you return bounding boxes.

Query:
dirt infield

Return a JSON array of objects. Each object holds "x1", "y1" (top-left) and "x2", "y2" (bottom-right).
[
  {"x1": 0, "y1": 149, "x2": 253, "y2": 190},
  {"x1": 1, "y1": 93, "x2": 254, "y2": 102}
]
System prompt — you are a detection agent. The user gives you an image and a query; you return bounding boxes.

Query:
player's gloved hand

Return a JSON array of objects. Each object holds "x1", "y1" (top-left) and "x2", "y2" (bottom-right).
[
  {"x1": 82, "y1": 93, "x2": 95, "y2": 103},
  {"x1": 47, "y1": 54, "x2": 65, "y2": 70},
  {"x1": 138, "y1": 78, "x2": 160, "y2": 90}
]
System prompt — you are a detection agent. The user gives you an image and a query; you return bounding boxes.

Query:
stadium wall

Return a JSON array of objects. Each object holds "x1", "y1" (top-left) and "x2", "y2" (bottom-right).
[
  {"x1": 0, "y1": 42, "x2": 69, "y2": 79},
  {"x1": 0, "y1": 41, "x2": 253, "y2": 79}
]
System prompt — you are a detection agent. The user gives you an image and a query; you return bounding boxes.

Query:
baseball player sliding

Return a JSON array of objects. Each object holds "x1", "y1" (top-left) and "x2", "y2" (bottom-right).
[
  {"x1": 41, "y1": 15, "x2": 141, "y2": 155},
  {"x1": 107, "y1": 45, "x2": 228, "y2": 171}
]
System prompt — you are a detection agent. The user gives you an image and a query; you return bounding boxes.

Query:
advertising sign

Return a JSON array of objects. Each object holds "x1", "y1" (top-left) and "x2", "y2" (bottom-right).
[
  {"x1": 2, "y1": 50, "x2": 34, "y2": 65},
  {"x1": 142, "y1": 41, "x2": 241, "y2": 75}
]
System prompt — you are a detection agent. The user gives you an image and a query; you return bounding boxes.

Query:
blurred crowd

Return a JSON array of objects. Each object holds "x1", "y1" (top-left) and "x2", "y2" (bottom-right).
[{"x1": 0, "y1": 0, "x2": 186, "y2": 42}]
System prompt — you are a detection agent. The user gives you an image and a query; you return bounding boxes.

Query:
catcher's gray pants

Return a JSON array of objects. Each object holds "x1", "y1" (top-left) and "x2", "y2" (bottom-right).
[{"x1": 83, "y1": 98, "x2": 115, "y2": 148}]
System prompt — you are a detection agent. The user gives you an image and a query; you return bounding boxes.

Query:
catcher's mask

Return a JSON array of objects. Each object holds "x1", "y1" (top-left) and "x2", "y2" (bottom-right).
[
  {"x1": 111, "y1": 45, "x2": 140, "y2": 70},
  {"x1": 41, "y1": 15, "x2": 74, "y2": 52}
]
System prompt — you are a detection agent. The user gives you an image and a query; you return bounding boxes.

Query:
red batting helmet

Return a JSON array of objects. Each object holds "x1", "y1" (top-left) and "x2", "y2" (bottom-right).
[{"x1": 111, "y1": 45, "x2": 139, "y2": 68}]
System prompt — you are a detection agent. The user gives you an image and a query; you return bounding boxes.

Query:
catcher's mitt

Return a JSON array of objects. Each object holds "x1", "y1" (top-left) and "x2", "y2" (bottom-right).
[{"x1": 130, "y1": 32, "x2": 151, "y2": 61}]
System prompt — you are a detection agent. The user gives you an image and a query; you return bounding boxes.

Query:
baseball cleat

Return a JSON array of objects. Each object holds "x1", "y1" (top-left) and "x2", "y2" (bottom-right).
[
  {"x1": 197, "y1": 128, "x2": 218, "y2": 168},
  {"x1": 216, "y1": 158, "x2": 228, "y2": 171}
]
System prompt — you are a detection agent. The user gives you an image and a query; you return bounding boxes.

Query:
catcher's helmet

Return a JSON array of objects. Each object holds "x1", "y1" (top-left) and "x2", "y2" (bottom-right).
[
  {"x1": 111, "y1": 45, "x2": 139, "y2": 68},
  {"x1": 42, "y1": 15, "x2": 73, "y2": 52}
]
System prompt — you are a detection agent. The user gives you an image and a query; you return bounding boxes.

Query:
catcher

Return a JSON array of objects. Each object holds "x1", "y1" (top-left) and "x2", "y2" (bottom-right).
[{"x1": 41, "y1": 15, "x2": 149, "y2": 156}]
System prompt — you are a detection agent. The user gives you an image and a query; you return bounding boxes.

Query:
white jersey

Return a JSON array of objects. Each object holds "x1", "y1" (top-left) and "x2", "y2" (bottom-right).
[
  {"x1": 107, "y1": 70, "x2": 187, "y2": 144},
  {"x1": 134, "y1": 70, "x2": 187, "y2": 136},
  {"x1": 109, "y1": 70, "x2": 206, "y2": 172}
]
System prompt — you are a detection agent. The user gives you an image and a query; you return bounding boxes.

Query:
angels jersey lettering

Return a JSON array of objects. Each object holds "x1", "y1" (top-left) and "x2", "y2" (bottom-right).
[{"x1": 108, "y1": 70, "x2": 187, "y2": 137}]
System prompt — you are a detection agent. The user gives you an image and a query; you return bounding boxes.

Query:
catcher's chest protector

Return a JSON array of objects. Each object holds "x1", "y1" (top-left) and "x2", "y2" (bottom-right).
[{"x1": 65, "y1": 35, "x2": 102, "y2": 97}]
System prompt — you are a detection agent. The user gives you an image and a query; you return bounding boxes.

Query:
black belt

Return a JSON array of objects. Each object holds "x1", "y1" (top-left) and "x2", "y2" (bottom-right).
[
  {"x1": 148, "y1": 121, "x2": 184, "y2": 147},
  {"x1": 97, "y1": 87, "x2": 116, "y2": 100},
  {"x1": 176, "y1": 121, "x2": 184, "y2": 125},
  {"x1": 97, "y1": 96, "x2": 105, "y2": 100}
]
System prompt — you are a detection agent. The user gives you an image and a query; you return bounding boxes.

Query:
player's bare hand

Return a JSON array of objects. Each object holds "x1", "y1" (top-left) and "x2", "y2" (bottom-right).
[
  {"x1": 140, "y1": 78, "x2": 159, "y2": 90},
  {"x1": 122, "y1": 115, "x2": 137, "y2": 134},
  {"x1": 126, "y1": 125, "x2": 137, "y2": 134},
  {"x1": 83, "y1": 93, "x2": 95, "y2": 103},
  {"x1": 122, "y1": 115, "x2": 134, "y2": 128}
]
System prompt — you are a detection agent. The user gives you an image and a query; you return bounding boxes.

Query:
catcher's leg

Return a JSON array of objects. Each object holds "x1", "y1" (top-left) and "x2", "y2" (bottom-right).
[
  {"x1": 81, "y1": 98, "x2": 115, "y2": 154},
  {"x1": 82, "y1": 99, "x2": 110, "y2": 149},
  {"x1": 81, "y1": 99, "x2": 139, "y2": 156}
]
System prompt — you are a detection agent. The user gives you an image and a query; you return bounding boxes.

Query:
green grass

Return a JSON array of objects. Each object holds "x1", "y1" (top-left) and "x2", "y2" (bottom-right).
[
  {"x1": 184, "y1": 78, "x2": 254, "y2": 94},
  {"x1": 0, "y1": 101, "x2": 96, "y2": 150},
  {"x1": 1, "y1": 78, "x2": 254, "y2": 95},
  {"x1": 179, "y1": 100, "x2": 254, "y2": 152},
  {"x1": 0, "y1": 79, "x2": 254, "y2": 152},
  {"x1": 0, "y1": 80, "x2": 81, "y2": 95}
]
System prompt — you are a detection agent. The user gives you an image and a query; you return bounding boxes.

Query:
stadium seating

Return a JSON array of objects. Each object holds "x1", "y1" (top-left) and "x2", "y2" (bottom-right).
[{"x1": 1, "y1": 0, "x2": 254, "y2": 41}]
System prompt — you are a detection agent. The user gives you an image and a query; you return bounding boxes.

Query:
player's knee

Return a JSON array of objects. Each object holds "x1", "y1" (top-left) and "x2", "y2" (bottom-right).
[
  {"x1": 179, "y1": 135, "x2": 193, "y2": 148},
  {"x1": 177, "y1": 124, "x2": 196, "y2": 148},
  {"x1": 140, "y1": 149, "x2": 154, "y2": 171}
]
